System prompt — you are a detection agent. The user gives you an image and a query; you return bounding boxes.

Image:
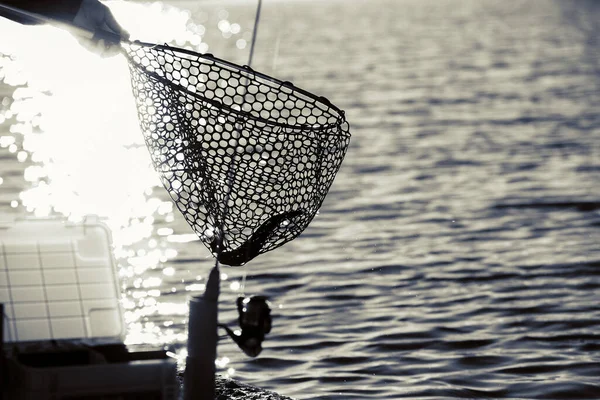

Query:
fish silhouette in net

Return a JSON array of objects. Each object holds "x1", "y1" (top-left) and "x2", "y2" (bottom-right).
[{"x1": 125, "y1": 42, "x2": 351, "y2": 266}]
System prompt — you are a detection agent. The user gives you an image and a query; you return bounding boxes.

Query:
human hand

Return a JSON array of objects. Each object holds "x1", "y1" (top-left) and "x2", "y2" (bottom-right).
[{"x1": 72, "y1": 0, "x2": 129, "y2": 57}]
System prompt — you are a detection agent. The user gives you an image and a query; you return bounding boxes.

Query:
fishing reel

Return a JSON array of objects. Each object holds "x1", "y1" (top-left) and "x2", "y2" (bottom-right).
[{"x1": 219, "y1": 295, "x2": 272, "y2": 357}]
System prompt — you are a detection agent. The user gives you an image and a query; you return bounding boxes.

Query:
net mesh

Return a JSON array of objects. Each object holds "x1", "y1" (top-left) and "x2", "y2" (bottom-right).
[{"x1": 125, "y1": 43, "x2": 350, "y2": 266}]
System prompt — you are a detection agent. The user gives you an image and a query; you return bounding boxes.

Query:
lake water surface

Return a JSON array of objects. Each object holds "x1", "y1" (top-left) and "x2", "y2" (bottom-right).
[{"x1": 1, "y1": 0, "x2": 599, "y2": 399}]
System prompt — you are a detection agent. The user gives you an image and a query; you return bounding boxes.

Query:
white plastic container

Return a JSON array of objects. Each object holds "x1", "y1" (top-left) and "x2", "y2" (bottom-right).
[
  {"x1": 0, "y1": 216, "x2": 179, "y2": 400},
  {"x1": 0, "y1": 216, "x2": 124, "y2": 343}
]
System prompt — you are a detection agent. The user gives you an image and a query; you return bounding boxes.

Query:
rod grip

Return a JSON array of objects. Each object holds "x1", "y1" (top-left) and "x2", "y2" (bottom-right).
[
  {"x1": 183, "y1": 267, "x2": 220, "y2": 400},
  {"x1": 0, "y1": 303, "x2": 4, "y2": 400}
]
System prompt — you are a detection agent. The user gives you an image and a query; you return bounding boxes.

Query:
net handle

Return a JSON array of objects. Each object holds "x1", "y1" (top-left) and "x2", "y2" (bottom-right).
[{"x1": 0, "y1": 2, "x2": 128, "y2": 44}]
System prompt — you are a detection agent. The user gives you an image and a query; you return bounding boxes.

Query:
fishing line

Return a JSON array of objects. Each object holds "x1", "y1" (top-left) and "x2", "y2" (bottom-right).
[
  {"x1": 247, "y1": 0, "x2": 263, "y2": 68},
  {"x1": 240, "y1": 268, "x2": 248, "y2": 296}
]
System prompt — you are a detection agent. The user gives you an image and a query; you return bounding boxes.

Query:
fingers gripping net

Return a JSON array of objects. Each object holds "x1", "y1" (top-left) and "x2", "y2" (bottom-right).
[{"x1": 125, "y1": 43, "x2": 350, "y2": 266}]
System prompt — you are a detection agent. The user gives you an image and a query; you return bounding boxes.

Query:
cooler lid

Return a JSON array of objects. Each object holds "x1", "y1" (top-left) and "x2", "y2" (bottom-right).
[{"x1": 0, "y1": 216, "x2": 125, "y2": 343}]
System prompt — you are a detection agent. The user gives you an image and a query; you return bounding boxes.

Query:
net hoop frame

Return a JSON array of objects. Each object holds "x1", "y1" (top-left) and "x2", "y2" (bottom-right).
[{"x1": 125, "y1": 41, "x2": 349, "y2": 133}]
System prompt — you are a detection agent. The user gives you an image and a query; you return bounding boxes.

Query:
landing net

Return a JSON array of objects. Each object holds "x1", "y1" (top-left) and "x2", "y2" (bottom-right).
[{"x1": 125, "y1": 42, "x2": 350, "y2": 266}]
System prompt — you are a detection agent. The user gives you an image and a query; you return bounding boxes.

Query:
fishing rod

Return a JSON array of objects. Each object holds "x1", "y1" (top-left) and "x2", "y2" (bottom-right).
[{"x1": 188, "y1": 2, "x2": 265, "y2": 400}]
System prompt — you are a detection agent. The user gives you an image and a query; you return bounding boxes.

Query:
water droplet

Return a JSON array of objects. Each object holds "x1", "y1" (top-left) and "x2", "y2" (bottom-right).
[{"x1": 203, "y1": 227, "x2": 215, "y2": 239}]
